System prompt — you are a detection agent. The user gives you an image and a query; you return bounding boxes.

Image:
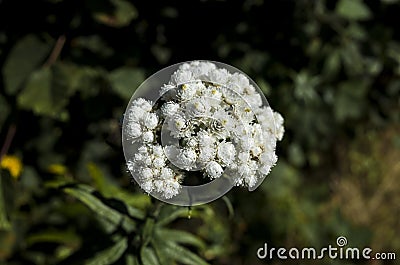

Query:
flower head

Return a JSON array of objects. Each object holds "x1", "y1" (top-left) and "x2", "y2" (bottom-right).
[
  {"x1": 1, "y1": 155, "x2": 23, "y2": 179},
  {"x1": 205, "y1": 161, "x2": 223, "y2": 179},
  {"x1": 124, "y1": 61, "x2": 284, "y2": 200}
]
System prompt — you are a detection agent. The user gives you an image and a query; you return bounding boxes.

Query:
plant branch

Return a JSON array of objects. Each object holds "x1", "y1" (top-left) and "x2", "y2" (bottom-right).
[
  {"x1": 0, "y1": 124, "x2": 16, "y2": 161},
  {"x1": 44, "y1": 35, "x2": 66, "y2": 67}
]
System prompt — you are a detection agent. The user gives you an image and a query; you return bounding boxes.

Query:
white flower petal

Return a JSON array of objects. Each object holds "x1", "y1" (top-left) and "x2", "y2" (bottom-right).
[{"x1": 205, "y1": 161, "x2": 223, "y2": 179}]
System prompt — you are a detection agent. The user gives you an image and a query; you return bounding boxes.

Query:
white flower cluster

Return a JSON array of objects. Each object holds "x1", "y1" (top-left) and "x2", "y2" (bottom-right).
[
  {"x1": 125, "y1": 61, "x2": 284, "y2": 199},
  {"x1": 127, "y1": 144, "x2": 183, "y2": 199}
]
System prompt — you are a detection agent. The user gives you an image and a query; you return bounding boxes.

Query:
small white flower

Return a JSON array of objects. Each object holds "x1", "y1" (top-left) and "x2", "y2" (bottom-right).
[
  {"x1": 240, "y1": 136, "x2": 254, "y2": 152},
  {"x1": 207, "y1": 68, "x2": 230, "y2": 85},
  {"x1": 244, "y1": 93, "x2": 262, "y2": 108},
  {"x1": 237, "y1": 152, "x2": 250, "y2": 162},
  {"x1": 233, "y1": 103, "x2": 255, "y2": 123},
  {"x1": 167, "y1": 114, "x2": 187, "y2": 137},
  {"x1": 153, "y1": 157, "x2": 165, "y2": 168},
  {"x1": 160, "y1": 167, "x2": 174, "y2": 179},
  {"x1": 251, "y1": 145, "x2": 263, "y2": 157},
  {"x1": 198, "y1": 146, "x2": 216, "y2": 164},
  {"x1": 161, "y1": 102, "x2": 180, "y2": 117},
  {"x1": 127, "y1": 160, "x2": 134, "y2": 171},
  {"x1": 177, "y1": 83, "x2": 198, "y2": 100},
  {"x1": 237, "y1": 164, "x2": 252, "y2": 178},
  {"x1": 259, "y1": 163, "x2": 272, "y2": 175},
  {"x1": 153, "y1": 179, "x2": 163, "y2": 191},
  {"x1": 170, "y1": 69, "x2": 193, "y2": 85},
  {"x1": 259, "y1": 151, "x2": 278, "y2": 166},
  {"x1": 197, "y1": 130, "x2": 216, "y2": 147},
  {"x1": 186, "y1": 138, "x2": 198, "y2": 148},
  {"x1": 177, "y1": 148, "x2": 197, "y2": 170},
  {"x1": 162, "y1": 179, "x2": 181, "y2": 199},
  {"x1": 273, "y1": 111, "x2": 285, "y2": 141},
  {"x1": 181, "y1": 61, "x2": 216, "y2": 78},
  {"x1": 160, "y1": 84, "x2": 175, "y2": 96},
  {"x1": 143, "y1": 157, "x2": 152, "y2": 166},
  {"x1": 205, "y1": 161, "x2": 223, "y2": 179},
  {"x1": 152, "y1": 168, "x2": 161, "y2": 176},
  {"x1": 142, "y1": 131, "x2": 154, "y2": 143},
  {"x1": 132, "y1": 98, "x2": 153, "y2": 112},
  {"x1": 228, "y1": 72, "x2": 249, "y2": 93},
  {"x1": 127, "y1": 106, "x2": 146, "y2": 123},
  {"x1": 152, "y1": 145, "x2": 164, "y2": 157},
  {"x1": 203, "y1": 86, "x2": 223, "y2": 107},
  {"x1": 185, "y1": 97, "x2": 210, "y2": 117},
  {"x1": 244, "y1": 175, "x2": 257, "y2": 188},
  {"x1": 255, "y1": 107, "x2": 275, "y2": 133},
  {"x1": 221, "y1": 87, "x2": 241, "y2": 105},
  {"x1": 217, "y1": 142, "x2": 236, "y2": 166},
  {"x1": 141, "y1": 167, "x2": 154, "y2": 180},
  {"x1": 144, "y1": 113, "x2": 159, "y2": 129},
  {"x1": 133, "y1": 153, "x2": 144, "y2": 164},
  {"x1": 213, "y1": 109, "x2": 236, "y2": 131},
  {"x1": 126, "y1": 122, "x2": 142, "y2": 139},
  {"x1": 140, "y1": 180, "x2": 154, "y2": 193}
]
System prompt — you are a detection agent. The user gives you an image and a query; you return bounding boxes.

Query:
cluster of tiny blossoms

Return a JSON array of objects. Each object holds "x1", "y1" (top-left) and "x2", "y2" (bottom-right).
[{"x1": 126, "y1": 61, "x2": 284, "y2": 199}]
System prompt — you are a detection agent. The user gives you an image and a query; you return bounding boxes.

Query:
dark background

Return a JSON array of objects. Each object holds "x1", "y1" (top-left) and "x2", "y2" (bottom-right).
[{"x1": 0, "y1": 0, "x2": 399, "y2": 264}]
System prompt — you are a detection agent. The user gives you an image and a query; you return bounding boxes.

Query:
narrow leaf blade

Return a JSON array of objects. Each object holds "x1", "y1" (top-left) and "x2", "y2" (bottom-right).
[
  {"x1": 85, "y1": 237, "x2": 128, "y2": 265},
  {"x1": 157, "y1": 242, "x2": 209, "y2": 265},
  {"x1": 141, "y1": 247, "x2": 160, "y2": 265},
  {"x1": 155, "y1": 228, "x2": 205, "y2": 249}
]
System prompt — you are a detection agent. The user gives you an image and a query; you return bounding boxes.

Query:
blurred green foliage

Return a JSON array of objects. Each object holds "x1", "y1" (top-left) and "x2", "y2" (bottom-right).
[{"x1": 0, "y1": 0, "x2": 399, "y2": 264}]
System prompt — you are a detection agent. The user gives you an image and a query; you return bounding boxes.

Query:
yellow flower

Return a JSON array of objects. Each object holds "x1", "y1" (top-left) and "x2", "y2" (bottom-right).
[
  {"x1": 47, "y1": 164, "x2": 67, "y2": 175},
  {"x1": 0, "y1": 155, "x2": 23, "y2": 179}
]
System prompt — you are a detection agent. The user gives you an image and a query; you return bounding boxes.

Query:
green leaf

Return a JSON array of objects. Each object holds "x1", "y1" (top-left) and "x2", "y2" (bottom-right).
[
  {"x1": 323, "y1": 49, "x2": 341, "y2": 78},
  {"x1": 17, "y1": 67, "x2": 68, "y2": 120},
  {"x1": 109, "y1": 67, "x2": 145, "y2": 100},
  {"x1": 112, "y1": 0, "x2": 138, "y2": 26},
  {"x1": 26, "y1": 230, "x2": 80, "y2": 247},
  {"x1": 150, "y1": 240, "x2": 171, "y2": 265},
  {"x1": 2, "y1": 35, "x2": 51, "y2": 94},
  {"x1": 0, "y1": 172, "x2": 11, "y2": 230},
  {"x1": 73, "y1": 35, "x2": 113, "y2": 57},
  {"x1": 64, "y1": 186, "x2": 121, "y2": 226},
  {"x1": 346, "y1": 23, "x2": 367, "y2": 40},
  {"x1": 87, "y1": 162, "x2": 110, "y2": 196},
  {"x1": 63, "y1": 185, "x2": 137, "y2": 232},
  {"x1": 85, "y1": 237, "x2": 128, "y2": 265},
  {"x1": 125, "y1": 254, "x2": 140, "y2": 265},
  {"x1": 142, "y1": 218, "x2": 155, "y2": 246},
  {"x1": 156, "y1": 206, "x2": 188, "y2": 226},
  {"x1": 141, "y1": 247, "x2": 160, "y2": 265},
  {"x1": 293, "y1": 71, "x2": 320, "y2": 102},
  {"x1": 336, "y1": 0, "x2": 372, "y2": 20},
  {"x1": 44, "y1": 178, "x2": 75, "y2": 189},
  {"x1": 155, "y1": 242, "x2": 209, "y2": 265},
  {"x1": 93, "y1": 0, "x2": 137, "y2": 27},
  {"x1": 53, "y1": 62, "x2": 104, "y2": 96},
  {"x1": 154, "y1": 228, "x2": 206, "y2": 249},
  {"x1": 340, "y1": 42, "x2": 364, "y2": 76},
  {"x1": 87, "y1": 163, "x2": 146, "y2": 220}
]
